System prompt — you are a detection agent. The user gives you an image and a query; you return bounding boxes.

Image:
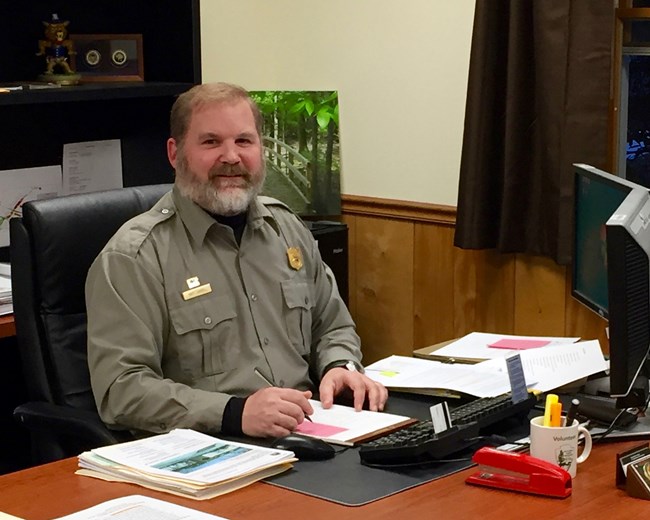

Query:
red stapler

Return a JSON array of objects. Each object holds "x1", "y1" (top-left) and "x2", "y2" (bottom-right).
[{"x1": 465, "y1": 447, "x2": 572, "y2": 498}]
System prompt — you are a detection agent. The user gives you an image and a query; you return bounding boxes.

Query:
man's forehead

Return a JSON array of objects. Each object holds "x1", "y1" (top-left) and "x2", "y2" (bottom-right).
[
  {"x1": 193, "y1": 98, "x2": 252, "y2": 116},
  {"x1": 189, "y1": 100, "x2": 256, "y2": 130}
]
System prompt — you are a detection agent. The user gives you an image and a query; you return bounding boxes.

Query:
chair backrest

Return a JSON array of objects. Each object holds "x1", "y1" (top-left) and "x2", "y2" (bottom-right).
[{"x1": 10, "y1": 185, "x2": 171, "y2": 411}]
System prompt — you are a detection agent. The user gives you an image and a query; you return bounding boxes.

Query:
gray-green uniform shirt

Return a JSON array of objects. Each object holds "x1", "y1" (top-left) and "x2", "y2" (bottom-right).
[{"x1": 86, "y1": 187, "x2": 361, "y2": 434}]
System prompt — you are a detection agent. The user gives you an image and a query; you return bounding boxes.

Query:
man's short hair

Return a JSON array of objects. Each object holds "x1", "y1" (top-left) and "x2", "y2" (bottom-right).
[{"x1": 170, "y1": 82, "x2": 263, "y2": 146}]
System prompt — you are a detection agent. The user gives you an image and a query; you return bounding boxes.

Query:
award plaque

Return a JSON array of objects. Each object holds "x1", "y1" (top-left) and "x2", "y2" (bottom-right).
[{"x1": 70, "y1": 34, "x2": 144, "y2": 82}]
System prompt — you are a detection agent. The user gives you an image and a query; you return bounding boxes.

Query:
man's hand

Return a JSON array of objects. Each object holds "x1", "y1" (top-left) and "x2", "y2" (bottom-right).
[
  {"x1": 319, "y1": 367, "x2": 388, "y2": 412},
  {"x1": 242, "y1": 387, "x2": 313, "y2": 437}
]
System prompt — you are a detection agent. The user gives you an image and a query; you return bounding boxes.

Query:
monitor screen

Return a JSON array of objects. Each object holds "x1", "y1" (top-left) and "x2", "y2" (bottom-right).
[
  {"x1": 572, "y1": 164, "x2": 635, "y2": 318},
  {"x1": 572, "y1": 164, "x2": 650, "y2": 406}
]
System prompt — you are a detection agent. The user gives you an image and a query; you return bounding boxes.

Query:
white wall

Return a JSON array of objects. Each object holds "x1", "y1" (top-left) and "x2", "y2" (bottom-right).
[{"x1": 200, "y1": 0, "x2": 475, "y2": 206}]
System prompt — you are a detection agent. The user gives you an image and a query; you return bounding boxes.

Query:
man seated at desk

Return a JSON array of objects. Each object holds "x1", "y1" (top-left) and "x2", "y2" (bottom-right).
[{"x1": 85, "y1": 82, "x2": 387, "y2": 439}]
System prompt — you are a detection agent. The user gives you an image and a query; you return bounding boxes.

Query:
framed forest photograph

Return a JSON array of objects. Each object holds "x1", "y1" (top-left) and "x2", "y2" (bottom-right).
[{"x1": 249, "y1": 91, "x2": 342, "y2": 217}]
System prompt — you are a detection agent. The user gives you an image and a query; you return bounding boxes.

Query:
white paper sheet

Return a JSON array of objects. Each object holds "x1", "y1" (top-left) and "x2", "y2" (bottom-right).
[
  {"x1": 62, "y1": 139, "x2": 123, "y2": 195},
  {"x1": 53, "y1": 495, "x2": 228, "y2": 520},
  {"x1": 0, "y1": 165, "x2": 62, "y2": 247},
  {"x1": 431, "y1": 332, "x2": 581, "y2": 361}
]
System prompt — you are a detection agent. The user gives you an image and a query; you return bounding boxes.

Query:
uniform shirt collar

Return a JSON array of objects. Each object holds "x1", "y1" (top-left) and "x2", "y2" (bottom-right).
[{"x1": 171, "y1": 185, "x2": 280, "y2": 244}]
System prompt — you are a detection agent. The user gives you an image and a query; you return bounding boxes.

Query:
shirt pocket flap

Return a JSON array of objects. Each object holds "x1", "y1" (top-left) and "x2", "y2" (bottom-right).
[
  {"x1": 170, "y1": 294, "x2": 237, "y2": 335},
  {"x1": 281, "y1": 280, "x2": 313, "y2": 310}
]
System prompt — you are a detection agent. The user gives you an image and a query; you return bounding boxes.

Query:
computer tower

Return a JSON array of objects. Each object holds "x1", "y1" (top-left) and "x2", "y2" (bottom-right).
[{"x1": 307, "y1": 221, "x2": 349, "y2": 305}]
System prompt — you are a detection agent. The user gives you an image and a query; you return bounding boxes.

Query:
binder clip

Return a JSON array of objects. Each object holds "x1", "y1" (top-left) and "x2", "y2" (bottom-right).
[{"x1": 465, "y1": 447, "x2": 572, "y2": 498}]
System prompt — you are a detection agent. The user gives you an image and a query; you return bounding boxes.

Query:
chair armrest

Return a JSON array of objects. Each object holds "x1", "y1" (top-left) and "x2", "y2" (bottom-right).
[{"x1": 13, "y1": 402, "x2": 121, "y2": 446}]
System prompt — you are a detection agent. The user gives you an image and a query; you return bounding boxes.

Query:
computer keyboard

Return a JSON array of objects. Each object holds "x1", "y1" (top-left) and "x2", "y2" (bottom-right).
[{"x1": 358, "y1": 394, "x2": 538, "y2": 465}]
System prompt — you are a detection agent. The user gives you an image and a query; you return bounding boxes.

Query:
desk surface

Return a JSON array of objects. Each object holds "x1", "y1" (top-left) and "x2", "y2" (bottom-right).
[
  {"x1": 0, "y1": 441, "x2": 647, "y2": 519},
  {"x1": 0, "y1": 314, "x2": 15, "y2": 339}
]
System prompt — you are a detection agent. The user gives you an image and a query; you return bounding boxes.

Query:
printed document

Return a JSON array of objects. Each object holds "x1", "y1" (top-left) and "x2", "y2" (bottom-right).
[
  {"x1": 62, "y1": 139, "x2": 122, "y2": 195},
  {"x1": 53, "y1": 495, "x2": 229, "y2": 520},
  {"x1": 477, "y1": 340, "x2": 608, "y2": 392}
]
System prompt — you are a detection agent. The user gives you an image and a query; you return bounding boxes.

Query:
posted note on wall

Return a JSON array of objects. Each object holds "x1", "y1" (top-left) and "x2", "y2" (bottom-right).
[{"x1": 62, "y1": 139, "x2": 123, "y2": 195}]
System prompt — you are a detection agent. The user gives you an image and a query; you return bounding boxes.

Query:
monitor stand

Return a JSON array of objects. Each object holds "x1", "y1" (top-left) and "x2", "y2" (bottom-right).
[{"x1": 576, "y1": 374, "x2": 650, "y2": 441}]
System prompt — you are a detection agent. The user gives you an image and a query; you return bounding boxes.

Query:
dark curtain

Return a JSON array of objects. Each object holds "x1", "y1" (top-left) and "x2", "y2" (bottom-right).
[{"x1": 454, "y1": 0, "x2": 614, "y2": 265}]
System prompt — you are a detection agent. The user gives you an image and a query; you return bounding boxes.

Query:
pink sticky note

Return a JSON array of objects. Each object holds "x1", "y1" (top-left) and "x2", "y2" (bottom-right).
[
  {"x1": 295, "y1": 422, "x2": 348, "y2": 437},
  {"x1": 488, "y1": 338, "x2": 550, "y2": 350}
]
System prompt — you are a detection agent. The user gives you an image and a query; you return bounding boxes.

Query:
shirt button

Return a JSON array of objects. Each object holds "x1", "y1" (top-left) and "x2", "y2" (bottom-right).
[
  {"x1": 160, "y1": 423, "x2": 166, "y2": 430},
  {"x1": 251, "y1": 294, "x2": 258, "y2": 301},
  {"x1": 263, "y1": 337, "x2": 270, "y2": 345},
  {"x1": 304, "y1": 296, "x2": 309, "y2": 304},
  {"x1": 279, "y1": 380, "x2": 285, "y2": 387},
  {"x1": 204, "y1": 317, "x2": 212, "y2": 325},
  {"x1": 161, "y1": 208, "x2": 170, "y2": 214}
]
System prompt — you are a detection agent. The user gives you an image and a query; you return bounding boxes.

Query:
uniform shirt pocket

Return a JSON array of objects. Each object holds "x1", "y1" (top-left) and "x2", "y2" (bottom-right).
[
  {"x1": 169, "y1": 293, "x2": 238, "y2": 378},
  {"x1": 280, "y1": 279, "x2": 314, "y2": 355}
]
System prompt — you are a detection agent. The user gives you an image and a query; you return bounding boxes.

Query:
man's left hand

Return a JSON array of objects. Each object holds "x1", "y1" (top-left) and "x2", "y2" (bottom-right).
[{"x1": 319, "y1": 367, "x2": 388, "y2": 412}]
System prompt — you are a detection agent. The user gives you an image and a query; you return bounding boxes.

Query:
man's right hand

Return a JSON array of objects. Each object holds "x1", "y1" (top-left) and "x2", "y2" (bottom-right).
[{"x1": 242, "y1": 387, "x2": 313, "y2": 437}]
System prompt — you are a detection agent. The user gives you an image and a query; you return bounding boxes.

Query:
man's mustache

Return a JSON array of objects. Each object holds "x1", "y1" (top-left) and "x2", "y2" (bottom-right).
[{"x1": 209, "y1": 164, "x2": 250, "y2": 180}]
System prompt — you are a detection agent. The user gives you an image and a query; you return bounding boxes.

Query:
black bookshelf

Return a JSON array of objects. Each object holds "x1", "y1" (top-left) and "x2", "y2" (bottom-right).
[{"x1": 0, "y1": 0, "x2": 201, "y2": 262}]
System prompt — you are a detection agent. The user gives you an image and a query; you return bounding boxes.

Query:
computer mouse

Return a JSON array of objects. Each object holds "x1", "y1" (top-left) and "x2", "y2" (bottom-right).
[{"x1": 270, "y1": 434, "x2": 336, "y2": 461}]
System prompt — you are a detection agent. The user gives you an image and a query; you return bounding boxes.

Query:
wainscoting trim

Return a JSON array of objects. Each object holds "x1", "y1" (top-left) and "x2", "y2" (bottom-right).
[{"x1": 342, "y1": 194, "x2": 457, "y2": 225}]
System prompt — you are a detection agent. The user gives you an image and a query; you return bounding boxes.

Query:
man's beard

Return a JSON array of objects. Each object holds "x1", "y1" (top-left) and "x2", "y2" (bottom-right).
[{"x1": 175, "y1": 155, "x2": 266, "y2": 216}]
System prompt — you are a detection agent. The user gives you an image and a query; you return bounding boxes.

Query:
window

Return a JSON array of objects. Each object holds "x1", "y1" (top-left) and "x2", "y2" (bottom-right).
[{"x1": 612, "y1": 3, "x2": 650, "y2": 186}]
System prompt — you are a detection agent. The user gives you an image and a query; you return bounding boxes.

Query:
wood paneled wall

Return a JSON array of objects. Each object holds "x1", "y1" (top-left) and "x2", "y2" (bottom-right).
[{"x1": 341, "y1": 195, "x2": 609, "y2": 365}]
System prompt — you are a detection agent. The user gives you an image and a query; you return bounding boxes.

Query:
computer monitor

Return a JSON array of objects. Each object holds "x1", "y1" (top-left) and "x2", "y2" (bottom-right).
[
  {"x1": 572, "y1": 164, "x2": 635, "y2": 319},
  {"x1": 605, "y1": 180, "x2": 650, "y2": 407},
  {"x1": 572, "y1": 163, "x2": 650, "y2": 409}
]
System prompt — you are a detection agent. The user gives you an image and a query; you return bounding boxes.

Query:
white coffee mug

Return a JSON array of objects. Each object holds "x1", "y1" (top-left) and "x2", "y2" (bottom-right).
[{"x1": 529, "y1": 416, "x2": 592, "y2": 478}]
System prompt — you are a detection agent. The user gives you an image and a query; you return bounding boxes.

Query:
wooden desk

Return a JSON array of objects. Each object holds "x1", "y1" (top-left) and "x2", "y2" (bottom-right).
[
  {"x1": 0, "y1": 314, "x2": 15, "y2": 339},
  {"x1": 0, "y1": 441, "x2": 646, "y2": 519}
]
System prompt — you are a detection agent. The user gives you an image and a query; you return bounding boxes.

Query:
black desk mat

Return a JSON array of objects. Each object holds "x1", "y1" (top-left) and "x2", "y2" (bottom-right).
[
  {"x1": 264, "y1": 442, "x2": 473, "y2": 506},
  {"x1": 262, "y1": 393, "x2": 529, "y2": 506}
]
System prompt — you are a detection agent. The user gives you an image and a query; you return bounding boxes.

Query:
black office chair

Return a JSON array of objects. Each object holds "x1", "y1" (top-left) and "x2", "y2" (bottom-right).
[{"x1": 10, "y1": 184, "x2": 172, "y2": 464}]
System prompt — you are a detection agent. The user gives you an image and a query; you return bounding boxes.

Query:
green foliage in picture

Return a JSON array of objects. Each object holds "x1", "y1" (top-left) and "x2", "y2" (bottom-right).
[{"x1": 249, "y1": 91, "x2": 341, "y2": 216}]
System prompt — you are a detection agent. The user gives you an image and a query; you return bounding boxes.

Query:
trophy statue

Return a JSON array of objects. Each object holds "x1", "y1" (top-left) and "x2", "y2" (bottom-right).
[{"x1": 36, "y1": 13, "x2": 81, "y2": 85}]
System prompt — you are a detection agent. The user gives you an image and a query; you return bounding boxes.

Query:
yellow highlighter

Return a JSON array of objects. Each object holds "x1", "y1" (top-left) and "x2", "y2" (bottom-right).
[
  {"x1": 543, "y1": 393, "x2": 559, "y2": 427},
  {"x1": 550, "y1": 402, "x2": 563, "y2": 427}
]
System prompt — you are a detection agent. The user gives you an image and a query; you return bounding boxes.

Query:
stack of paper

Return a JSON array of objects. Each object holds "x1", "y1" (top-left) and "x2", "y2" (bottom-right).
[
  {"x1": 366, "y1": 340, "x2": 608, "y2": 397},
  {"x1": 420, "y1": 332, "x2": 580, "y2": 363},
  {"x1": 0, "y1": 263, "x2": 11, "y2": 316},
  {"x1": 365, "y1": 356, "x2": 513, "y2": 398},
  {"x1": 77, "y1": 429, "x2": 296, "y2": 500}
]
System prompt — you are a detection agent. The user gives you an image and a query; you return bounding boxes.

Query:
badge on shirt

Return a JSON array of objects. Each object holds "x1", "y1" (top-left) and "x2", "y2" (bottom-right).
[
  {"x1": 182, "y1": 276, "x2": 212, "y2": 300},
  {"x1": 287, "y1": 247, "x2": 303, "y2": 270}
]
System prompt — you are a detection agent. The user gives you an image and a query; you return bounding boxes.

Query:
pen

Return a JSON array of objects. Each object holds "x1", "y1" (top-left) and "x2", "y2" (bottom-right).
[
  {"x1": 543, "y1": 393, "x2": 559, "y2": 427},
  {"x1": 254, "y1": 368, "x2": 313, "y2": 422},
  {"x1": 564, "y1": 398, "x2": 580, "y2": 427}
]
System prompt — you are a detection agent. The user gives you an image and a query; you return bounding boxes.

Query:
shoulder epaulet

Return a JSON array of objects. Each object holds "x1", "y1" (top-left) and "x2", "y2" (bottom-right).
[
  {"x1": 258, "y1": 195, "x2": 294, "y2": 213},
  {"x1": 257, "y1": 196, "x2": 309, "y2": 233}
]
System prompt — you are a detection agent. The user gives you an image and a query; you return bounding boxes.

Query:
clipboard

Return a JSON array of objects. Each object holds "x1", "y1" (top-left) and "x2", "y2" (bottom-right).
[{"x1": 413, "y1": 339, "x2": 483, "y2": 364}]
